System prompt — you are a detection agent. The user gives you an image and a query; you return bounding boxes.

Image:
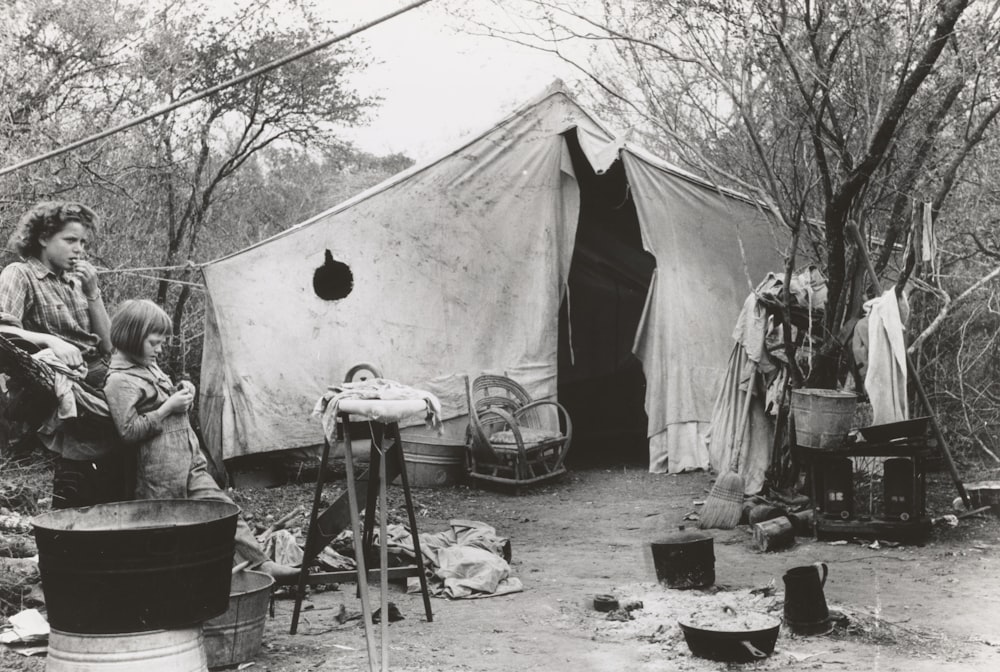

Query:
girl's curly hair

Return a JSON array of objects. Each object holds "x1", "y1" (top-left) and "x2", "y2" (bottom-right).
[{"x1": 10, "y1": 201, "x2": 99, "y2": 259}]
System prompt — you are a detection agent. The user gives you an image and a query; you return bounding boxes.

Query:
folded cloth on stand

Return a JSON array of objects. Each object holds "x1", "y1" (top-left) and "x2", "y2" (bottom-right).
[{"x1": 312, "y1": 378, "x2": 443, "y2": 443}]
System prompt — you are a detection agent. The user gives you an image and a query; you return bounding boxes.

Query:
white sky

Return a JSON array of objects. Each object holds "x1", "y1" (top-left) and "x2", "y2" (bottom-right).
[{"x1": 314, "y1": 1, "x2": 578, "y2": 161}]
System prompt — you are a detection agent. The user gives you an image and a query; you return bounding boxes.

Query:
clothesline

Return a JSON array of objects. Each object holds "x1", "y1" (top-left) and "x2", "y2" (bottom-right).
[
  {"x1": 115, "y1": 271, "x2": 205, "y2": 289},
  {"x1": 2, "y1": 246, "x2": 207, "y2": 286},
  {"x1": 96, "y1": 263, "x2": 204, "y2": 274}
]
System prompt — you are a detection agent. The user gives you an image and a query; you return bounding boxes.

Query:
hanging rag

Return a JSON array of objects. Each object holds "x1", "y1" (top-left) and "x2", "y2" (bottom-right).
[{"x1": 863, "y1": 289, "x2": 908, "y2": 424}]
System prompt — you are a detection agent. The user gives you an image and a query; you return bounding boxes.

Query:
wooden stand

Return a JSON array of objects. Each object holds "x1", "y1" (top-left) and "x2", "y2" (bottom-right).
[
  {"x1": 289, "y1": 413, "x2": 433, "y2": 671},
  {"x1": 797, "y1": 437, "x2": 934, "y2": 542}
]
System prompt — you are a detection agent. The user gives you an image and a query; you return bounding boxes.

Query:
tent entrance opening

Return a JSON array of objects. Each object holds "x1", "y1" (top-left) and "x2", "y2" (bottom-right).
[{"x1": 558, "y1": 130, "x2": 656, "y2": 467}]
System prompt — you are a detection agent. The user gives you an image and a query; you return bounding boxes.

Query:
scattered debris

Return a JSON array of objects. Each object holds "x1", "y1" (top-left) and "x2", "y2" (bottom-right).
[
  {"x1": 0, "y1": 534, "x2": 36, "y2": 559},
  {"x1": 0, "y1": 607, "x2": 48, "y2": 657},
  {"x1": 334, "y1": 604, "x2": 363, "y2": 624},
  {"x1": 786, "y1": 650, "x2": 831, "y2": 662},
  {"x1": 371, "y1": 602, "x2": 404, "y2": 624},
  {"x1": 593, "y1": 594, "x2": 619, "y2": 612},
  {"x1": 0, "y1": 556, "x2": 41, "y2": 617},
  {"x1": 932, "y1": 505, "x2": 991, "y2": 526},
  {"x1": 749, "y1": 579, "x2": 777, "y2": 597},
  {"x1": 752, "y1": 516, "x2": 795, "y2": 552},
  {"x1": 621, "y1": 599, "x2": 643, "y2": 613},
  {"x1": 258, "y1": 506, "x2": 304, "y2": 543},
  {"x1": 605, "y1": 608, "x2": 634, "y2": 621},
  {"x1": 0, "y1": 511, "x2": 31, "y2": 535}
]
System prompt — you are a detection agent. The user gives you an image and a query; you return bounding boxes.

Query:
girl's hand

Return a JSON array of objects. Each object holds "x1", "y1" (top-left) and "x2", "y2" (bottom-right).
[
  {"x1": 177, "y1": 380, "x2": 196, "y2": 396},
  {"x1": 46, "y1": 336, "x2": 84, "y2": 368},
  {"x1": 71, "y1": 259, "x2": 100, "y2": 297},
  {"x1": 160, "y1": 388, "x2": 194, "y2": 416}
]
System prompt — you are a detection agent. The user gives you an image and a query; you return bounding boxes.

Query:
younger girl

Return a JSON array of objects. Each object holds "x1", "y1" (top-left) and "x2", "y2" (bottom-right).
[{"x1": 103, "y1": 299, "x2": 296, "y2": 581}]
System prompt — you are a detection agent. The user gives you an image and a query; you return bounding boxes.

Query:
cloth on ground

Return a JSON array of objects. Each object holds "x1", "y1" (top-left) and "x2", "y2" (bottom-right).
[
  {"x1": 863, "y1": 289, "x2": 908, "y2": 424},
  {"x1": 296, "y1": 519, "x2": 520, "y2": 598},
  {"x1": 263, "y1": 529, "x2": 304, "y2": 568},
  {"x1": 313, "y1": 378, "x2": 443, "y2": 445},
  {"x1": 384, "y1": 519, "x2": 522, "y2": 599}
]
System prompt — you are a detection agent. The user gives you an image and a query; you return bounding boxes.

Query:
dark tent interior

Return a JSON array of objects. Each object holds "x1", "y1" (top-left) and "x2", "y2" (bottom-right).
[{"x1": 558, "y1": 130, "x2": 656, "y2": 467}]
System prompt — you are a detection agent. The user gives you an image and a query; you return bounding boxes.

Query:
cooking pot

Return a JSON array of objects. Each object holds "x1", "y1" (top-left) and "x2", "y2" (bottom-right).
[
  {"x1": 679, "y1": 606, "x2": 780, "y2": 663},
  {"x1": 650, "y1": 526, "x2": 714, "y2": 589},
  {"x1": 33, "y1": 499, "x2": 239, "y2": 633}
]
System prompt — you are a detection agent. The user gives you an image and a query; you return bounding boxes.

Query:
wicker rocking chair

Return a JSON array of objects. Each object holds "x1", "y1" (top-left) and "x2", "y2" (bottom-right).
[{"x1": 464, "y1": 374, "x2": 572, "y2": 488}]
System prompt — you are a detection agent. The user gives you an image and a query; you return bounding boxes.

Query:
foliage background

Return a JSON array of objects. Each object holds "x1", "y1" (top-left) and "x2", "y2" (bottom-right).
[{"x1": 4, "y1": 0, "x2": 1000, "y2": 470}]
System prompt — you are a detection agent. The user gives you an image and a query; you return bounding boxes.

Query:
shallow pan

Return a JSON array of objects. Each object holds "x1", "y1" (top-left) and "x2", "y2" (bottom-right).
[
  {"x1": 678, "y1": 607, "x2": 780, "y2": 663},
  {"x1": 857, "y1": 416, "x2": 931, "y2": 443}
]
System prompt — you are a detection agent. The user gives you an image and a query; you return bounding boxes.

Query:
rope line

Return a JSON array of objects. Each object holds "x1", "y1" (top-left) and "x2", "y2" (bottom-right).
[
  {"x1": 116, "y1": 271, "x2": 205, "y2": 288},
  {"x1": 0, "y1": 0, "x2": 435, "y2": 178},
  {"x1": 96, "y1": 263, "x2": 203, "y2": 274}
]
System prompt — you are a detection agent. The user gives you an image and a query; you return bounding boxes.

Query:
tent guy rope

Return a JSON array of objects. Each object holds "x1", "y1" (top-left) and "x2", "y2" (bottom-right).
[{"x1": 0, "y1": 0, "x2": 435, "y2": 178}]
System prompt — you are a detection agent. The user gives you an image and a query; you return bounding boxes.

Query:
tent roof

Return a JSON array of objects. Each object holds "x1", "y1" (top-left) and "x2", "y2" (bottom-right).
[{"x1": 204, "y1": 79, "x2": 769, "y2": 270}]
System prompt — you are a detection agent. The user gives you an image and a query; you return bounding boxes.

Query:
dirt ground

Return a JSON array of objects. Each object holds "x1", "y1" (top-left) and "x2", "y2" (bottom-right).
[{"x1": 3, "y1": 463, "x2": 1000, "y2": 671}]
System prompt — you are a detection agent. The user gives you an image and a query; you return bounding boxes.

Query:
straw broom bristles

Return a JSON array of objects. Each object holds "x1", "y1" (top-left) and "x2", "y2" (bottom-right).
[
  {"x1": 700, "y1": 375, "x2": 754, "y2": 530},
  {"x1": 699, "y1": 470, "x2": 745, "y2": 529}
]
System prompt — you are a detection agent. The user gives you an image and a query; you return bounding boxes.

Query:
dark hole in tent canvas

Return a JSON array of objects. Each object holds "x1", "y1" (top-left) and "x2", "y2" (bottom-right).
[
  {"x1": 558, "y1": 129, "x2": 656, "y2": 467},
  {"x1": 313, "y1": 249, "x2": 353, "y2": 300}
]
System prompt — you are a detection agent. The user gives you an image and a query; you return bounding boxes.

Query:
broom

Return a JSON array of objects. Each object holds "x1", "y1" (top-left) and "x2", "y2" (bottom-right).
[{"x1": 700, "y1": 371, "x2": 754, "y2": 530}]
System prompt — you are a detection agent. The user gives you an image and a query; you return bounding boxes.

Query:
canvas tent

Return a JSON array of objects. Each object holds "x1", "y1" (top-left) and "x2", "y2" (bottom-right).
[{"x1": 199, "y1": 81, "x2": 783, "y2": 474}]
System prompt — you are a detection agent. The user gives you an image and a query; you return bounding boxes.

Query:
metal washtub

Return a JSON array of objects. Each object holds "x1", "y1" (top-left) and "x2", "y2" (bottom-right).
[{"x1": 32, "y1": 500, "x2": 239, "y2": 634}]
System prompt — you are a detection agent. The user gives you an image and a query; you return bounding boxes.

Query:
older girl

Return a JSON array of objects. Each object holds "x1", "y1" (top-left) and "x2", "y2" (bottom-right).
[
  {"x1": 0, "y1": 201, "x2": 120, "y2": 508},
  {"x1": 103, "y1": 299, "x2": 296, "y2": 580}
]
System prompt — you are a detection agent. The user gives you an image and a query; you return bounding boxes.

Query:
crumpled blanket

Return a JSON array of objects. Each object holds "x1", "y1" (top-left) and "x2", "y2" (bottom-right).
[
  {"x1": 31, "y1": 348, "x2": 109, "y2": 420},
  {"x1": 32, "y1": 348, "x2": 86, "y2": 419},
  {"x1": 384, "y1": 519, "x2": 523, "y2": 599},
  {"x1": 262, "y1": 528, "x2": 304, "y2": 567},
  {"x1": 312, "y1": 378, "x2": 443, "y2": 443}
]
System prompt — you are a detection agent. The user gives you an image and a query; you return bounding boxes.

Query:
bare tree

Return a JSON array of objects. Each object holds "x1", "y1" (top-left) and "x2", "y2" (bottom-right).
[
  {"x1": 472, "y1": 0, "x2": 1000, "y2": 388},
  {"x1": 1, "y1": 0, "x2": 379, "y2": 363}
]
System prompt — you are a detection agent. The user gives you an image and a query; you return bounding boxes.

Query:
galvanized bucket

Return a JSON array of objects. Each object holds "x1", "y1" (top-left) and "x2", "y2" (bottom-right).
[
  {"x1": 203, "y1": 570, "x2": 274, "y2": 669},
  {"x1": 791, "y1": 389, "x2": 857, "y2": 449},
  {"x1": 46, "y1": 627, "x2": 207, "y2": 672}
]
